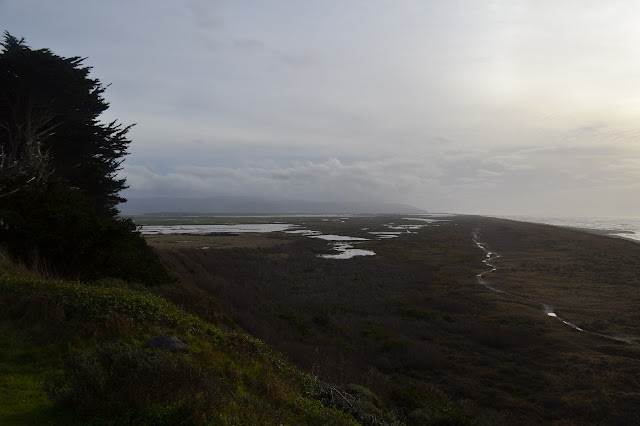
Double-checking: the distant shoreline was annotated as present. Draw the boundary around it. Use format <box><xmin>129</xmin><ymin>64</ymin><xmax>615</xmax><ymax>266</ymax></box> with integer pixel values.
<box><xmin>488</xmin><ymin>215</ymin><xmax>640</xmax><ymax>244</ymax></box>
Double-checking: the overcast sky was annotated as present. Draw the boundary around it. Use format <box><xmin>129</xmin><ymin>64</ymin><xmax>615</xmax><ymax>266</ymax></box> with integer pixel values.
<box><xmin>2</xmin><ymin>0</ymin><xmax>640</xmax><ymax>216</ymax></box>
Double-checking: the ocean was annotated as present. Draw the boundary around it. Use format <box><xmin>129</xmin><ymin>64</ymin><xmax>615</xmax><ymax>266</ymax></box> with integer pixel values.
<box><xmin>493</xmin><ymin>215</ymin><xmax>640</xmax><ymax>243</ymax></box>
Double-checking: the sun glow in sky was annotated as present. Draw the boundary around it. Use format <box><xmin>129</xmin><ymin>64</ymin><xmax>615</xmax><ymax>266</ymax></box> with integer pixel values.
<box><xmin>2</xmin><ymin>0</ymin><xmax>640</xmax><ymax>216</ymax></box>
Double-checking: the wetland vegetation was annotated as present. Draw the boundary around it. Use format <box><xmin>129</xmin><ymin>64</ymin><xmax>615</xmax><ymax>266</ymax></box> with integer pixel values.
<box><xmin>147</xmin><ymin>214</ymin><xmax>640</xmax><ymax>424</ymax></box>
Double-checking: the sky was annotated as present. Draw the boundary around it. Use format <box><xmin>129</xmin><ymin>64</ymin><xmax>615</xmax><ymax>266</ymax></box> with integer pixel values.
<box><xmin>2</xmin><ymin>0</ymin><xmax>640</xmax><ymax>217</ymax></box>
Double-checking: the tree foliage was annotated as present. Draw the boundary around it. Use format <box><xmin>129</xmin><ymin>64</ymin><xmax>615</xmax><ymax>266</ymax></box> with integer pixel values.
<box><xmin>0</xmin><ymin>31</ymin><xmax>129</xmax><ymax>212</ymax></box>
<box><xmin>0</xmin><ymin>33</ymin><xmax>170</xmax><ymax>285</ymax></box>
<box><xmin>1</xmin><ymin>182</ymin><xmax>171</xmax><ymax>283</ymax></box>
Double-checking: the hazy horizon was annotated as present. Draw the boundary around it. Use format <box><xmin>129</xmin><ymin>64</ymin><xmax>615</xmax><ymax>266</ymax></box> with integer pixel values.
<box><xmin>3</xmin><ymin>1</ymin><xmax>640</xmax><ymax>217</ymax></box>
<box><xmin>121</xmin><ymin>194</ymin><xmax>640</xmax><ymax>220</ymax></box>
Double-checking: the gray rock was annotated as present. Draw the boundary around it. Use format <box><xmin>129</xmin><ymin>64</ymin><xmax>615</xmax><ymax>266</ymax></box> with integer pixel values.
<box><xmin>145</xmin><ymin>334</ymin><xmax>189</xmax><ymax>352</ymax></box>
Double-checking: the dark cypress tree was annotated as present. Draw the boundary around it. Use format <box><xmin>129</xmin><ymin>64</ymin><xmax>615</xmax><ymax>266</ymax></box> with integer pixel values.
<box><xmin>0</xmin><ymin>33</ymin><xmax>171</xmax><ymax>285</ymax></box>
<box><xmin>0</xmin><ymin>31</ymin><xmax>130</xmax><ymax>213</ymax></box>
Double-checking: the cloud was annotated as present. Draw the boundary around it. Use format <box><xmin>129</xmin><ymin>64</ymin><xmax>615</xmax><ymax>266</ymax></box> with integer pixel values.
<box><xmin>121</xmin><ymin>157</ymin><xmax>440</xmax><ymax>205</ymax></box>
<box><xmin>233</xmin><ymin>37</ymin><xmax>266</xmax><ymax>50</ymax></box>
<box><xmin>477</xmin><ymin>169</ymin><xmax>503</xmax><ymax>178</ymax></box>
<box><xmin>233</xmin><ymin>36</ymin><xmax>313</xmax><ymax>67</ymax></box>
<box><xmin>6</xmin><ymin>1</ymin><xmax>640</xmax><ymax>217</ymax></box>
<box><xmin>186</xmin><ymin>0</ymin><xmax>224</xmax><ymax>30</ymax></box>
<box><xmin>121</xmin><ymin>126</ymin><xmax>640</xmax><ymax>215</ymax></box>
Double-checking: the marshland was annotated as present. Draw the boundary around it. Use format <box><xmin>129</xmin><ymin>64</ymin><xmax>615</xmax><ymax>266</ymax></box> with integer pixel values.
<box><xmin>141</xmin><ymin>213</ymin><xmax>640</xmax><ymax>424</ymax></box>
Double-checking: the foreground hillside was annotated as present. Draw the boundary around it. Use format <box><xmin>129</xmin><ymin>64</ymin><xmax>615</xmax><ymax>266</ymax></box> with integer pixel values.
<box><xmin>5</xmin><ymin>213</ymin><xmax>640</xmax><ymax>424</ymax></box>
<box><xmin>0</xmin><ymin>250</ymin><xmax>396</xmax><ymax>425</ymax></box>
<box><xmin>148</xmin><ymin>215</ymin><xmax>640</xmax><ymax>424</ymax></box>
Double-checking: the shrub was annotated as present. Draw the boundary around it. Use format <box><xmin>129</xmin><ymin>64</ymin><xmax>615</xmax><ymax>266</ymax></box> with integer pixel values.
<box><xmin>46</xmin><ymin>341</ymin><xmax>221</xmax><ymax>423</ymax></box>
<box><xmin>0</xmin><ymin>275</ymin><xmax>224</xmax><ymax>337</ymax></box>
<box><xmin>313</xmin><ymin>382</ymin><xmax>394</xmax><ymax>425</ymax></box>
<box><xmin>344</xmin><ymin>383</ymin><xmax>383</xmax><ymax>409</ymax></box>
<box><xmin>0</xmin><ymin>182</ymin><xmax>172</xmax><ymax>285</ymax></box>
<box><xmin>390</xmin><ymin>385</ymin><xmax>470</xmax><ymax>425</ymax></box>
<box><xmin>151</xmin><ymin>281</ymin><xmax>233</xmax><ymax>329</ymax></box>
<box><xmin>471</xmin><ymin>326</ymin><xmax>535</xmax><ymax>349</ymax></box>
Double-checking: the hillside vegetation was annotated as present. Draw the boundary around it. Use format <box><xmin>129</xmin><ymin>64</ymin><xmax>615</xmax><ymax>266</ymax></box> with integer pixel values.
<box><xmin>0</xmin><ymin>249</ymin><xmax>399</xmax><ymax>425</ymax></box>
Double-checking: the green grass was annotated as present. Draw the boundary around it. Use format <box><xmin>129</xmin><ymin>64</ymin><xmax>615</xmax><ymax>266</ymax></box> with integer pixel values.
<box><xmin>0</xmin><ymin>258</ymin><xmax>374</xmax><ymax>425</ymax></box>
<box><xmin>0</xmin><ymin>325</ymin><xmax>72</xmax><ymax>424</ymax></box>
<box><xmin>0</xmin><ymin>275</ymin><xmax>222</xmax><ymax>336</ymax></box>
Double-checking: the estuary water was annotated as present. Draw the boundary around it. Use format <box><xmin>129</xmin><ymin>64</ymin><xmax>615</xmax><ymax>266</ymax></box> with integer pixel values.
<box><xmin>141</xmin><ymin>223</ymin><xmax>296</xmax><ymax>234</ymax></box>
<box><xmin>495</xmin><ymin>215</ymin><xmax>640</xmax><ymax>243</ymax></box>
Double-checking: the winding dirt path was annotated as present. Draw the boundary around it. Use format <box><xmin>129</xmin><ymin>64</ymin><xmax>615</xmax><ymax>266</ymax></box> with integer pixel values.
<box><xmin>473</xmin><ymin>229</ymin><xmax>639</xmax><ymax>346</ymax></box>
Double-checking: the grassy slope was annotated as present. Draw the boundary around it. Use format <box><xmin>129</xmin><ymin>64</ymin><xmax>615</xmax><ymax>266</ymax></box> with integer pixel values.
<box><xmin>0</xmin><ymin>253</ymin><xmax>372</xmax><ymax>425</ymax></box>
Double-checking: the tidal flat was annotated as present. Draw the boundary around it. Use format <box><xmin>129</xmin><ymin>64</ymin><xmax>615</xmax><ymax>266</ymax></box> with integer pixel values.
<box><xmin>144</xmin><ymin>214</ymin><xmax>640</xmax><ymax>424</ymax></box>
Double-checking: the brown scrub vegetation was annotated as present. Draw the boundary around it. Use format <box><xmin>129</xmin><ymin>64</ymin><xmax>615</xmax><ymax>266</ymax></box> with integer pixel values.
<box><xmin>148</xmin><ymin>215</ymin><xmax>640</xmax><ymax>424</ymax></box>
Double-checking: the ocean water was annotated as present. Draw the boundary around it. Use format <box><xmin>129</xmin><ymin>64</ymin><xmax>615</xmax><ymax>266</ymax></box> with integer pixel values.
<box><xmin>140</xmin><ymin>223</ymin><xmax>296</xmax><ymax>234</ymax></box>
<box><xmin>495</xmin><ymin>215</ymin><xmax>640</xmax><ymax>242</ymax></box>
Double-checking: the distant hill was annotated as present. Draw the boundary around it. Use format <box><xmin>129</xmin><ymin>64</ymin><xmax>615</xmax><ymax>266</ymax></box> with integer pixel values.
<box><xmin>119</xmin><ymin>196</ymin><xmax>428</xmax><ymax>215</ymax></box>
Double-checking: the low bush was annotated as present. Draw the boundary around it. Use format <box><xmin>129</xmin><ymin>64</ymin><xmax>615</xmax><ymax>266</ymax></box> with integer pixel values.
<box><xmin>313</xmin><ymin>382</ymin><xmax>396</xmax><ymax>425</ymax></box>
<box><xmin>0</xmin><ymin>274</ymin><xmax>224</xmax><ymax>338</ymax></box>
<box><xmin>151</xmin><ymin>281</ymin><xmax>235</xmax><ymax>329</ymax></box>
<box><xmin>46</xmin><ymin>341</ymin><xmax>221</xmax><ymax>423</ymax></box>
<box><xmin>390</xmin><ymin>385</ymin><xmax>470</xmax><ymax>425</ymax></box>
<box><xmin>0</xmin><ymin>182</ymin><xmax>172</xmax><ymax>286</ymax></box>
<box><xmin>471</xmin><ymin>326</ymin><xmax>535</xmax><ymax>349</ymax></box>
